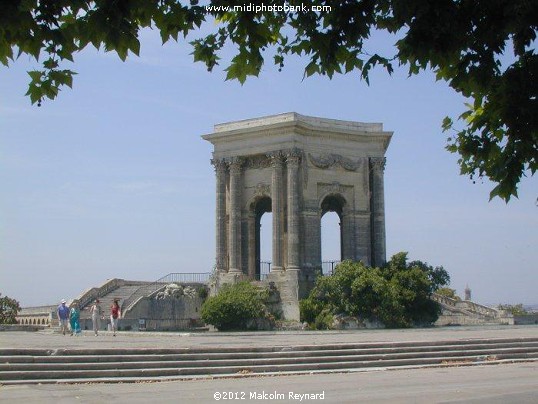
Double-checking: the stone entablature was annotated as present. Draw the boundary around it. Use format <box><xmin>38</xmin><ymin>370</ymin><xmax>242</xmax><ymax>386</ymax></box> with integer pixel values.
<box><xmin>203</xmin><ymin>113</ymin><xmax>392</xmax><ymax>320</ymax></box>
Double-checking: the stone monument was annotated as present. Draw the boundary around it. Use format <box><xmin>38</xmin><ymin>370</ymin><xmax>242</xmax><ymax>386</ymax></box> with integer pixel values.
<box><xmin>203</xmin><ymin>113</ymin><xmax>392</xmax><ymax>320</ymax></box>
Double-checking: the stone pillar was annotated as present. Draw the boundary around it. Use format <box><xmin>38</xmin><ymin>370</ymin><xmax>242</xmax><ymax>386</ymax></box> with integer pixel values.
<box><xmin>228</xmin><ymin>157</ymin><xmax>244</xmax><ymax>273</ymax></box>
<box><xmin>211</xmin><ymin>158</ymin><xmax>228</xmax><ymax>272</ymax></box>
<box><xmin>355</xmin><ymin>214</ymin><xmax>371</xmax><ymax>266</ymax></box>
<box><xmin>341</xmin><ymin>209</ymin><xmax>354</xmax><ymax>261</ymax></box>
<box><xmin>247</xmin><ymin>213</ymin><xmax>256</xmax><ymax>279</ymax></box>
<box><xmin>286</xmin><ymin>149</ymin><xmax>302</xmax><ymax>270</ymax></box>
<box><xmin>268</xmin><ymin>151</ymin><xmax>284</xmax><ymax>271</ymax></box>
<box><xmin>370</xmin><ymin>157</ymin><xmax>386</xmax><ymax>267</ymax></box>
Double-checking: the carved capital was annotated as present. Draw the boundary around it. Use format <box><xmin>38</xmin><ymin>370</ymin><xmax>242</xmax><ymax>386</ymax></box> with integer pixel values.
<box><xmin>267</xmin><ymin>150</ymin><xmax>285</xmax><ymax>167</ymax></box>
<box><xmin>369</xmin><ymin>157</ymin><xmax>386</xmax><ymax>172</ymax></box>
<box><xmin>211</xmin><ymin>158</ymin><xmax>227</xmax><ymax>173</ymax></box>
<box><xmin>285</xmin><ymin>148</ymin><xmax>302</xmax><ymax>165</ymax></box>
<box><xmin>227</xmin><ymin>156</ymin><xmax>245</xmax><ymax>174</ymax></box>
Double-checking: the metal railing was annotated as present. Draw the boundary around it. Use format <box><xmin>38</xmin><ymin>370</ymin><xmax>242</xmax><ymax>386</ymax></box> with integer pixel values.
<box><xmin>321</xmin><ymin>260</ymin><xmax>341</xmax><ymax>276</ymax></box>
<box><xmin>251</xmin><ymin>261</ymin><xmax>340</xmax><ymax>279</ymax></box>
<box><xmin>121</xmin><ymin>272</ymin><xmax>211</xmax><ymax>314</ymax></box>
<box><xmin>153</xmin><ymin>273</ymin><xmax>211</xmax><ymax>283</ymax></box>
<box><xmin>257</xmin><ymin>261</ymin><xmax>271</xmax><ymax>281</ymax></box>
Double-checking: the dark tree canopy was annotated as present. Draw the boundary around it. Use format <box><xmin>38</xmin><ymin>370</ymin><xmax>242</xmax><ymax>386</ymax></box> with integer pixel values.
<box><xmin>300</xmin><ymin>253</ymin><xmax>450</xmax><ymax>328</ymax></box>
<box><xmin>1</xmin><ymin>0</ymin><xmax>536</xmax><ymax>200</ymax></box>
<box><xmin>0</xmin><ymin>293</ymin><xmax>21</xmax><ymax>324</ymax></box>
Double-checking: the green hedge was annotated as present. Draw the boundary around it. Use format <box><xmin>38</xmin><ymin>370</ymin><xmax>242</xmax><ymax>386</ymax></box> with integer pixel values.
<box><xmin>201</xmin><ymin>282</ymin><xmax>268</xmax><ymax>331</ymax></box>
<box><xmin>300</xmin><ymin>253</ymin><xmax>449</xmax><ymax>329</ymax></box>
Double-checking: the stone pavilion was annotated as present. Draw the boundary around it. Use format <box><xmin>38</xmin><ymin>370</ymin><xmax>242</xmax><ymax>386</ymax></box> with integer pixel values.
<box><xmin>203</xmin><ymin>113</ymin><xmax>392</xmax><ymax>320</ymax></box>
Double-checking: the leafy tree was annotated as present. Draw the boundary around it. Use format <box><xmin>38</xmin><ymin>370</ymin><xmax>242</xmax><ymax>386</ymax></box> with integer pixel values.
<box><xmin>497</xmin><ymin>303</ymin><xmax>530</xmax><ymax>316</ymax></box>
<box><xmin>383</xmin><ymin>252</ymin><xmax>450</xmax><ymax>293</ymax></box>
<box><xmin>2</xmin><ymin>1</ymin><xmax>536</xmax><ymax>200</ymax></box>
<box><xmin>300</xmin><ymin>253</ymin><xmax>449</xmax><ymax>328</ymax></box>
<box><xmin>381</xmin><ymin>253</ymin><xmax>448</xmax><ymax>326</ymax></box>
<box><xmin>435</xmin><ymin>287</ymin><xmax>461</xmax><ymax>301</ymax></box>
<box><xmin>0</xmin><ymin>293</ymin><xmax>21</xmax><ymax>324</ymax></box>
<box><xmin>200</xmin><ymin>281</ymin><xmax>268</xmax><ymax>330</ymax></box>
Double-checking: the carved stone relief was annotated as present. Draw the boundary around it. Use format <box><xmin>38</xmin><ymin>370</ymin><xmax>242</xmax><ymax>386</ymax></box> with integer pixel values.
<box><xmin>308</xmin><ymin>153</ymin><xmax>363</xmax><ymax>171</ymax></box>
<box><xmin>245</xmin><ymin>154</ymin><xmax>271</xmax><ymax>169</ymax></box>
<box><xmin>253</xmin><ymin>183</ymin><xmax>271</xmax><ymax>197</ymax></box>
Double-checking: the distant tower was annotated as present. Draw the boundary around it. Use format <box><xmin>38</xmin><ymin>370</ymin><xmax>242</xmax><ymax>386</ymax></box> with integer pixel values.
<box><xmin>464</xmin><ymin>285</ymin><xmax>471</xmax><ymax>301</ymax></box>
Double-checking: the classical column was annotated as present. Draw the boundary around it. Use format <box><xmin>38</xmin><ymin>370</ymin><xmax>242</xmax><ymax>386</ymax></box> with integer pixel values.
<box><xmin>228</xmin><ymin>157</ymin><xmax>244</xmax><ymax>273</ymax></box>
<box><xmin>247</xmin><ymin>212</ymin><xmax>256</xmax><ymax>279</ymax></box>
<box><xmin>370</xmin><ymin>157</ymin><xmax>387</xmax><ymax>267</ymax></box>
<box><xmin>211</xmin><ymin>158</ymin><xmax>228</xmax><ymax>272</ymax></box>
<box><xmin>268</xmin><ymin>151</ymin><xmax>284</xmax><ymax>271</ymax></box>
<box><xmin>286</xmin><ymin>149</ymin><xmax>302</xmax><ymax>270</ymax></box>
<box><xmin>355</xmin><ymin>213</ymin><xmax>371</xmax><ymax>266</ymax></box>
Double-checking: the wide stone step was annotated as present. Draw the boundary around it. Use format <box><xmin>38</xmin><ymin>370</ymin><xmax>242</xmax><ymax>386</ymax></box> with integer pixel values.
<box><xmin>1</xmin><ymin>346</ymin><xmax>537</xmax><ymax>374</ymax></box>
<box><xmin>6</xmin><ymin>340</ymin><xmax>538</xmax><ymax>363</ymax></box>
<box><xmin>1</xmin><ymin>337</ymin><xmax>537</xmax><ymax>384</ymax></box>
<box><xmin>2</xmin><ymin>336</ymin><xmax>536</xmax><ymax>357</ymax></box>
<box><xmin>2</xmin><ymin>353</ymin><xmax>537</xmax><ymax>383</ymax></box>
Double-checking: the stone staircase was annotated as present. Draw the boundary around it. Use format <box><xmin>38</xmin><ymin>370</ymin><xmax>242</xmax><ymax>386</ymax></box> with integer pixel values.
<box><xmin>431</xmin><ymin>293</ymin><xmax>511</xmax><ymax>326</ymax></box>
<box><xmin>1</xmin><ymin>337</ymin><xmax>537</xmax><ymax>385</ymax></box>
<box><xmin>79</xmin><ymin>285</ymin><xmax>143</xmax><ymax>319</ymax></box>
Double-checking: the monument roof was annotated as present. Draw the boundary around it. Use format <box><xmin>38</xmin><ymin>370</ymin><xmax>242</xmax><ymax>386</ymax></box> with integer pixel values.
<box><xmin>213</xmin><ymin>112</ymin><xmax>384</xmax><ymax>133</ymax></box>
<box><xmin>202</xmin><ymin>112</ymin><xmax>392</xmax><ymax>157</ymax></box>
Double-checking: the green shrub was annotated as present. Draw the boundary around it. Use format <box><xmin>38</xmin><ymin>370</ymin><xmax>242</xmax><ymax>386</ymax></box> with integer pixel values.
<box><xmin>0</xmin><ymin>293</ymin><xmax>20</xmax><ymax>324</ymax></box>
<box><xmin>498</xmin><ymin>303</ymin><xmax>529</xmax><ymax>316</ymax></box>
<box><xmin>197</xmin><ymin>286</ymin><xmax>209</xmax><ymax>300</ymax></box>
<box><xmin>300</xmin><ymin>253</ymin><xmax>449</xmax><ymax>329</ymax></box>
<box><xmin>435</xmin><ymin>287</ymin><xmax>460</xmax><ymax>300</ymax></box>
<box><xmin>200</xmin><ymin>282</ymin><xmax>267</xmax><ymax>331</ymax></box>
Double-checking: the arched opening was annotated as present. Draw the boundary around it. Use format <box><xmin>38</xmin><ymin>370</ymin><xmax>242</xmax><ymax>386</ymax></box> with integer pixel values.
<box><xmin>259</xmin><ymin>212</ymin><xmax>272</xmax><ymax>276</ymax></box>
<box><xmin>321</xmin><ymin>194</ymin><xmax>346</xmax><ymax>275</ymax></box>
<box><xmin>253</xmin><ymin>196</ymin><xmax>272</xmax><ymax>280</ymax></box>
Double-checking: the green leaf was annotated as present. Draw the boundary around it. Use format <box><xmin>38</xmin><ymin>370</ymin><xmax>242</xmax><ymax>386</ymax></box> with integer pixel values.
<box><xmin>441</xmin><ymin>117</ymin><xmax>453</xmax><ymax>131</ymax></box>
<box><xmin>304</xmin><ymin>61</ymin><xmax>318</xmax><ymax>77</ymax></box>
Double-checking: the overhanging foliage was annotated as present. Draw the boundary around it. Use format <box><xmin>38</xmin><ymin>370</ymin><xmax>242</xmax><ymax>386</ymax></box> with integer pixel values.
<box><xmin>1</xmin><ymin>0</ymin><xmax>536</xmax><ymax>200</ymax></box>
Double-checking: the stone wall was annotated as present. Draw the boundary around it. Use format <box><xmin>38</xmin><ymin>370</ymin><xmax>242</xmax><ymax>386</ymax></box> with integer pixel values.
<box><xmin>122</xmin><ymin>284</ymin><xmax>206</xmax><ymax>331</ymax></box>
<box><xmin>513</xmin><ymin>314</ymin><xmax>538</xmax><ymax>325</ymax></box>
<box><xmin>16</xmin><ymin>305</ymin><xmax>56</xmax><ymax>326</ymax></box>
<box><xmin>79</xmin><ymin>293</ymin><xmax>206</xmax><ymax>332</ymax></box>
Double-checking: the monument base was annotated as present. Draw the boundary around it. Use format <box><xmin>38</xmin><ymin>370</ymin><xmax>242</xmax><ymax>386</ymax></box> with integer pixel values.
<box><xmin>266</xmin><ymin>269</ymin><xmax>300</xmax><ymax>322</ymax></box>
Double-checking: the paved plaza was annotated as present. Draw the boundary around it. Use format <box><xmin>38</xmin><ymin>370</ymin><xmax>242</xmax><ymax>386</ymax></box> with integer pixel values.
<box><xmin>2</xmin><ymin>362</ymin><xmax>536</xmax><ymax>404</ymax></box>
<box><xmin>1</xmin><ymin>326</ymin><xmax>537</xmax><ymax>403</ymax></box>
<box><xmin>1</xmin><ymin>324</ymin><xmax>537</xmax><ymax>350</ymax></box>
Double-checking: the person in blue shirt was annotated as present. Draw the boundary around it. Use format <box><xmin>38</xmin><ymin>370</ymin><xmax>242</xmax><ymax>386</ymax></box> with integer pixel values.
<box><xmin>57</xmin><ymin>299</ymin><xmax>70</xmax><ymax>335</ymax></box>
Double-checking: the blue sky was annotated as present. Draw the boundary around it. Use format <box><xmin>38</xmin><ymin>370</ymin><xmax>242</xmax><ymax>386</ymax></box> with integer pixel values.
<box><xmin>1</xmin><ymin>28</ymin><xmax>536</xmax><ymax>307</ymax></box>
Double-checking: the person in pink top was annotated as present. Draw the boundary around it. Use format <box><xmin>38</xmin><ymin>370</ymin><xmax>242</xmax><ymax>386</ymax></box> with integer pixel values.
<box><xmin>110</xmin><ymin>299</ymin><xmax>121</xmax><ymax>336</ymax></box>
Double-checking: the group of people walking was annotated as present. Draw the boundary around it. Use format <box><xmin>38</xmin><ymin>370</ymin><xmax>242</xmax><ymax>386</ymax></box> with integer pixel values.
<box><xmin>56</xmin><ymin>298</ymin><xmax>122</xmax><ymax>336</ymax></box>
